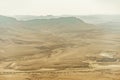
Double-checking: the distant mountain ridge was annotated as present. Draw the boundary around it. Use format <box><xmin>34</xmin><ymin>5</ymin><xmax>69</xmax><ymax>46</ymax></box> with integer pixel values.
<box><xmin>22</xmin><ymin>17</ymin><xmax>85</xmax><ymax>26</ymax></box>
<box><xmin>0</xmin><ymin>15</ymin><xmax>17</xmax><ymax>25</ymax></box>
<box><xmin>0</xmin><ymin>15</ymin><xmax>96</xmax><ymax>33</ymax></box>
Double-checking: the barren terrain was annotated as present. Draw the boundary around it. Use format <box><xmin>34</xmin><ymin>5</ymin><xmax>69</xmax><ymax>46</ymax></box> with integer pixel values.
<box><xmin>0</xmin><ymin>16</ymin><xmax>120</xmax><ymax>80</ymax></box>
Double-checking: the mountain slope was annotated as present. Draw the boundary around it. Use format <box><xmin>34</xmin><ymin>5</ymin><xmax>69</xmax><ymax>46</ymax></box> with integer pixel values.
<box><xmin>0</xmin><ymin>15</ymin><xmax>101</xmax><ymax>71</ymax></box>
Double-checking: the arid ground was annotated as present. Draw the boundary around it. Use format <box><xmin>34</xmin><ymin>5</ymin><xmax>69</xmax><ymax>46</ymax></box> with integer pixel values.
<box><xmin>0</xmin><ymin>15</ymin><xmax>120</xmax><ymax>80</ymax></box>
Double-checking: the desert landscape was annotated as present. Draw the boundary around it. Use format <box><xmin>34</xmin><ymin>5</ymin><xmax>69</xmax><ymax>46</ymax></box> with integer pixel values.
<box><xmin>0</xmin><ymin>15</ymin><xmax>120</xmax><ymax>80</ymax></box>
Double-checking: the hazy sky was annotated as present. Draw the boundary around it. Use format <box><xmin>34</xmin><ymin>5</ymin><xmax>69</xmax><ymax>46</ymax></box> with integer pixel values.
<box><xmin>0</xmin><ymin>0</ymin><xmax>120</xmax><ymax>16</ymax></box>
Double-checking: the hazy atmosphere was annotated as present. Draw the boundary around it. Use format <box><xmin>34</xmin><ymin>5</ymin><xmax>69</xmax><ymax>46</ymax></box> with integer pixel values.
<box><xmin>0</xmin><ymin>0</ymin><xmax>120</xmax><ymax>80</ymax></box>
<box><xmin>0</xmin><ymin>0</ymin><xmax>120</xmax><ymax>15</ymax></box>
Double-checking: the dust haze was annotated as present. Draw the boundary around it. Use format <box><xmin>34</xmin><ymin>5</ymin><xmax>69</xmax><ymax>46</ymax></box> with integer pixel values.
<box><xmin>0</xmin><ymin>15</ymin><xmax>120</xmax><ymax>80</ymax></box>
